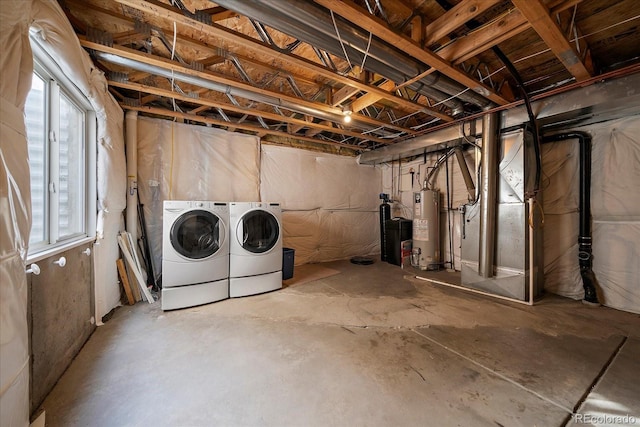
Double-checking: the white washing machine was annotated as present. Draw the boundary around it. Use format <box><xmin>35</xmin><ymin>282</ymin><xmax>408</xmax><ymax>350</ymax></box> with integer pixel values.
<box><xmin>162</xmin><ymin>200</ymin><xmax>229</xmax><ymax>310</ymax></box>
<box><xmin>229</xmin><ymin>202</ymin><xmax>283</xmax><ymax>297</ymax></box>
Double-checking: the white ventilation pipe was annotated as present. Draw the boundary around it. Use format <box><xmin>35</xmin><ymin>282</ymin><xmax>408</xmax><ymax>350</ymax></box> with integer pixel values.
<box><xmin>125</xmin><ymin>110</ymin><xmax>138</xmax><ymax>242</ymax></box>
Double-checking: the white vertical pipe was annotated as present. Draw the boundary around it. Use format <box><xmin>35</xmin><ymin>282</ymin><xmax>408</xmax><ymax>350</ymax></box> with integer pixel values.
<box><xmin>479</xmin><ymin>112</ymin><xmax>498</xmax><ymax>278</ymax></box>
<box><xmin>125</xmin><ymin>111</ymin><xmax>138</xmax><ymax>241</ymax></box>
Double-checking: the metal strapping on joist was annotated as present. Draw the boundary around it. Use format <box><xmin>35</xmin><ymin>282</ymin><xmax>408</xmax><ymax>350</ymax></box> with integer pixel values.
<box><xmin>122</xmin><ymin>97</ymin><xmax>141</xmax><ymax>107</ymax></box>
<box><xmin>87</xmin><ymin>26</ymin><xmax>113</xmax><ymax>47</ymax></box>
<box><xmin>134</xmin><ymin>19</ymin><xmax>151</xmax><ymax>37</ymax></box>
<box><xmin>108</xmin><ymin>71</ymin><xmax>129</xmax><ymax>83</ymax></box>
<box><xmin>189</xmin><ymin>61</ymin><xmax>204</xmax><ymax>72</ymax></box>
<box><xmin>193</xmin><ymin>10</ymin><xmax>213</xmax><ymax>25</ymax></box>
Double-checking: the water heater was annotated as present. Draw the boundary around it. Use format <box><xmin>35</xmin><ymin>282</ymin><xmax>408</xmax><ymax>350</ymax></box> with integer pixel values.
<box><xmin>412</xmin><ymin>190</ymin><xmax>440</xmax><ymax>270</ymax></box>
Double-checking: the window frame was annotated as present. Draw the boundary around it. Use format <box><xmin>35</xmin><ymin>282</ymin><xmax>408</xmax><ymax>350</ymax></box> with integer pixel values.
<box><xmin>26</xmin><ymin>36</ymin><xmax>97</xmax><ymax>263</ymax></box>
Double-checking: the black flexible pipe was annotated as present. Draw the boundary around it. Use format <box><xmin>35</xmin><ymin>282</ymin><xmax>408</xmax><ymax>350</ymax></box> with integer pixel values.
<box><xmin>433</xmin><ymin>0</ymin><xmax>542</xmax><ymax>193</ymax></box>
<box><xmin>541</xmin><ymin>132</ymin><xmax>599</xmax><ymax>305</ymax></box>
<box><xmin>492</xmin><ymin>47</ymin><xmax>542</xmax><ymax>194</ymax></box>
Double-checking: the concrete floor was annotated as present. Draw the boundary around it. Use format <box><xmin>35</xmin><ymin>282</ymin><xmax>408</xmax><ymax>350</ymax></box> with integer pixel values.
<box><xmin>38</xmin><ymin>260</ymin><xmax>640</xmax><ymax>426</ymax></box>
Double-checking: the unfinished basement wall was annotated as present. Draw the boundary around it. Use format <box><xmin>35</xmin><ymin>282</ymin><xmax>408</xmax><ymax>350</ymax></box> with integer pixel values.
<box><xmin>542</xmin><ymin>116</ymin><xmax>640</xmax><ymax>314</ymax></box>
<box><xmin>136</xmin><ymin>116</ymin><xmax>381</xmax><ymax>275</ymax></box>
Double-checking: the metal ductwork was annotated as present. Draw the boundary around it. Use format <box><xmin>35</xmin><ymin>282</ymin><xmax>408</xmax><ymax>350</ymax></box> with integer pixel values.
<box><xmin>213</xmin><ymin>0</ymin><xmax>495</xmax><ymax>114</ymax></box>
<box><xmin>95</xmin><ymin>51</ymin><xmax>396</xmax><ymax>137</ymax></box>
<box><xmin>478</xmin><ymin>112</ymin><xmax>499</xmax><ymax>278</ymax></box>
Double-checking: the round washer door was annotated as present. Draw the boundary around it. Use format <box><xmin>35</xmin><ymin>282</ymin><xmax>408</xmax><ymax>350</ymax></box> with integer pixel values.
<box><xmin>236</xmin><ymin>209</ymin><xmax>279</xmax><ymax>254</ymax></box>
<box><xmin>170</xmin><ymin>209</ymin><xmax>224</xmax><ymax>259</ymax></box>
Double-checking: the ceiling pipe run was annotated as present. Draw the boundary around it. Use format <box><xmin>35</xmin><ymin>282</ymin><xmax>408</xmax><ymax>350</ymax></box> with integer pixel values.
<box><xmin>213</xmin><ymin>0</ymin><xmax>494</xmax><ymax>114</ymax></box>
<box><xmin>94</xmin><ymin>51</ymin><xmax>397</xmax><ymax>137</ymax></box>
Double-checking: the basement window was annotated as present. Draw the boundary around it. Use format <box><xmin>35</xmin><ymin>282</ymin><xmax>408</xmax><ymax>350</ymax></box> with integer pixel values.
<box><xmin>25</xmin><ymin>36</ymin><xmax>97</xmax><ymax>260</ymax></box>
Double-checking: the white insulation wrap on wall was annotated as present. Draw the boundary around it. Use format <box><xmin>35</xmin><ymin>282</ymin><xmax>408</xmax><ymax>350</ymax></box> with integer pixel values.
<box><xmin>137</xmin><ymin>117</ymin><xmax>260</xmax><ymax>274</ymax></box>
<box><xmin>542</xmin><ymin>116</ymin><xmax>640</xmax><ymax>314</ymax></box>
<box><xmin>136</xmin><ymin>117</ymin><xmax>382</xmax><ymax>270</ymax></box>
<box><xmin>1</xmin><ymin>1</ymin><xmax>125</xmax><ymax>425</ymax></box>
<box><xmin>261</xmin><ymin>145</ymin><xmax>381</xmax><ymax>264</ymax></box>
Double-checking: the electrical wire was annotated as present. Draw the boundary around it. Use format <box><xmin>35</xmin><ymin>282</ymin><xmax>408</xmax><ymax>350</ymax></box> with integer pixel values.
<box><xmin>492</xmin><ymin>47</ymin><xmax>542</xmax><ymax>195</ymax></box>
<box><xmin>330</xmin><ymin>10</ymin><xmax>353</xmax><ymax>74</ymax></box>
<box><xmin>360</xmin><ymin>31</ymin><xmax>373</xmax><ymax>71</ymax></box>
<box><xmin>478</xmin><ymin>13</ymin><xmax>640</xmax><ymax>84</ymax></box>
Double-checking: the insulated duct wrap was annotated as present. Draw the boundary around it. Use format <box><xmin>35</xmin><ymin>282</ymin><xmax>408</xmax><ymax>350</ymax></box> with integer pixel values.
<box><xmin>213</xmin><ymin>0</ymin><xmax>493</xmax><ymax>112</ymax></box>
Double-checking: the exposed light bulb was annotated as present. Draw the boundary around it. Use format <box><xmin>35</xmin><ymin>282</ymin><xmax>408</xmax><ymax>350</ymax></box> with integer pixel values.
<box><xmin>343</xmin><ymin>114</ymin><xmax>352</xmax><ymax>123</ymax></box>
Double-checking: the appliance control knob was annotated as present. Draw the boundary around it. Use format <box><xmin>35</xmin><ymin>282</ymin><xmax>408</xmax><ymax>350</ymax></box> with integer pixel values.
<box><xmin>196</xmin><ymin>202</ymin><xmax>203</xmax><ymax>207</ymax></box>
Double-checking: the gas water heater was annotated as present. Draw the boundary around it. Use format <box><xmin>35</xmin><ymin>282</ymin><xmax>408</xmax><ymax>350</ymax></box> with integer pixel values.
<box><xmin>412</xmin><ymin>190</ymin><xmax>440</xmax><ymax>270</ymax></box>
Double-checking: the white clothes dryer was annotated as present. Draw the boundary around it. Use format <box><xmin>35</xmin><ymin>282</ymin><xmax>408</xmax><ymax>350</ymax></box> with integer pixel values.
<box><xmin>229</xmin><ymin>202</ymin><xmax>282</xmax><ymax>297</ymax></box>
<box><xmin>162</xmin><ymin>200</ymin><xmax>229</xmax><ymax>310</ymax></box>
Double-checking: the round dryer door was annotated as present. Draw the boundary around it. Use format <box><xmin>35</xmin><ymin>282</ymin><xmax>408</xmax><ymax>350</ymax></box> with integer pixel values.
<box><xmin>170</xmin><ymin>210</ymin><xmax>223</xmax><ymax>259</ymax></box>
<box><xmin>238</xmin><ymin>210</ymin><xmax>279</xmax><ymax>253</ymax></box>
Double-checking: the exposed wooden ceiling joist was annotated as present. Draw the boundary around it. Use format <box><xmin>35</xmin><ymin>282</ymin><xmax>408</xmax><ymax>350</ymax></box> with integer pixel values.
<box><xmin>108</xmin><ymin>80</ymin><xmax>390</xmax><ymax>145</ymax></box>
<box><xmin>351</xmin><ymin>80</ymin><xmax>396</xmax><ymax>113</ymax></box>
<box><xmin>80</xmin><ymin>38</ymin><xmax>414</xmax><ymax>135</ymax></box>
<box><xmin>435</xmin><ymin>1</ymin><xmax>587</xmax><ymax>66</ymax></box>
<box><xmin>198</xmin><ymin>6</ymin><xmax>237</xmax><ymax>22</ymax></box>
<box><xmin>511</xmin><ymin>0</ymin><xmax>592</xmax><ymax>81</ymax></box>
<box><xmin>61</xmin><ymin>0</ymin><xmax>640</xmax><ymax>153</ymax></box>
<box><xmin>123</xmin><ymin>104</ymin><xmax>358</xmax><ymax>150</ymax></box>
<box><xmin>424</xmin><ymin>0</ymin><xmax>503</xmax><ymax>46</ymax></box>
<box><xmin>65</xmin><ymin>0</ymin><xmax>326</xmax><ymax>93</ymax></box>
<box><xmin>313</xmin><ymin>0</ymin><xmax>513</xmax><ymax>105</ymax></box>
<box><xmin>114</xmin><ymin>0</ymin><xmax>454</xmax><ymax>122</ymax></box>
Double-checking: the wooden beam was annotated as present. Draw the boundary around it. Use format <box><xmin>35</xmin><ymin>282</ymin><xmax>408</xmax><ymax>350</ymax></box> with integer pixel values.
<box><xmin>70</xmin><ymin>0</ymin><xmax>323</xmax><ymax>92</ymax></box>
<box><xmin>190</xmin><ymin>105</ymin><xmax>210</xmax><ymax>114</ymax></box>
<box><xmin>127</xmin><ymin>71</ymin><xmax>151</xmax><ymax>82</ymax></box>
<box><xmin>289</xmin><ymin>115</ymin><xmax>313</xmax><ymax>134</ymax></box>
<box><xmin>197</xmin><ymin>55</ymin><xmax>225</xmax><ymax>67</ymax></box>
<box><xmin>434</xmin><ymin>1</ymin><xmax>586</xmax><ymax>65</ymax></box>
<box><xmin>351</xmin><ymin>80</ymin><xmax>396</xmax><ymax>112</ymax></box>
<box><xmin>425</xmin><ymin>0</ymin><xmax>502</xmax><ymax>46</ymax></box>
<box><xmin>313</xmin><ymin>0</ymin><xmax>512</xmax><ymax>105</ymax></box>
<box><xmin>511</xmin><ymin>0</ymin><xmax>591</xmax><ymax>81</ymax></box>
<box><xmin>121</xmin><ymin>104</ymin><xmax>366</xmax><ymax>149</ymax></box>
<box><xmin>411</xmin><ymin>16</ymin><xmax>422</xmax><ymax>43</ymax></box>
<box><xmin>112</xmin><ymin>29</ymin><xmax>148</xmax><ymax>45</ymax></box>
<box><xmin>306</xmin><ymin>121</ymin><xmax>333</xmax><ymax>137</ymax></box>
<box><xmin>140</xmin><ymin>94</ymin><xmax>157</xmax><ymax>105</ymax></box>
<box><xmin>113</xmin><ymin>0</ymin><xmax>452</xmax><ymax>121</ymax></box>
<box><xmin>198</xmin><ymin>6</ymin><xmax>237</xmax><ymax>22</ymax></box>
<box><xmin>107</xmin><ymin>79</ymin><xmax>391</xmax><ymax>145</ymax></box>
<box><xmin>82</xmin><ymin>38</ymin><xmax>415</xmax><ymax>134</ymax></box>
<box><xmin>116</xmin><ymin>259</ymin><xmax>135</xmax><ymax>305</ymax></box>
<box><xmin>331</xmin><ymin>85</ymin><xmax>361</xmax><ymax>107</ymax></box>
<box><xmin>436</xmin><ymin>9</ymin><xmax>529</xmax><ymax>64</ymax></box>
